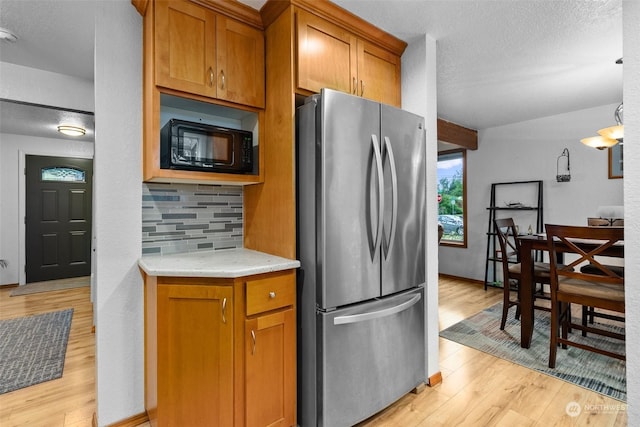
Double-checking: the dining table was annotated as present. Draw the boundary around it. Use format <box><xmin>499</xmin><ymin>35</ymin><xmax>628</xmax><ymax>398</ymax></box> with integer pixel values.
<box><xmin>517</xmin><ymin>232</ymin><xmax>624</xmax><ymax>348</ymax></box>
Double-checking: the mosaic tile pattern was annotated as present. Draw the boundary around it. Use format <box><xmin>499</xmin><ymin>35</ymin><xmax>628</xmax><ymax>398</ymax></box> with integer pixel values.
<box><xmin>142</xmin><ymin>183</ymin><xmax>243</xmax><ymax>256</ymax></box>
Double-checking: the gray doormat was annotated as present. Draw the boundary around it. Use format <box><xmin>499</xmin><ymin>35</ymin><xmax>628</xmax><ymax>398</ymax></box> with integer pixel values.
<box><xmin>10</xmin><ymin>277</ymin><xmax>90</xmax><ymax>296</ymax></box>
<box><xmin>0</xmin><ymin>309</ymin><xmax>73</xmax><ymax>394</ymax></box>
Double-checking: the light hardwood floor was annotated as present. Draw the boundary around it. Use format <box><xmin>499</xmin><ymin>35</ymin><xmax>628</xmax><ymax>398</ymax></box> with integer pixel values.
<box><xmin>0</xmin><ymin>285</ymin><xmax>94</xmax><ymax>427</ymax></box>
<box><xmin>0</xmin><ymin>276</ymin><xmax>627</xmax><ymax>426</ymax></box>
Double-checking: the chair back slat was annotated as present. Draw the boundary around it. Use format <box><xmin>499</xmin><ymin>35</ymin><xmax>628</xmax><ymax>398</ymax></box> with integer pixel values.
<box><xmin>545</xmin><ymin>224</ymin><xmax>624</xmax><ymax>287</ymax></box>
<box><xmin>494</xmin><ymin>218</ymin><xmax>519</xmax><ymax>283</ymax></box>
<box><xmin>495</xmin><ymin>218</ymin><xmax>519</xmax><ymax>258</ymax></box>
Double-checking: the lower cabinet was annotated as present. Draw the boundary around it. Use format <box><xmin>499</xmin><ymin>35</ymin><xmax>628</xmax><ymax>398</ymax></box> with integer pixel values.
<box><xmin>156</xmin><ymin>283</ymin><xmax>235</xmax><ymax>426</ymax></box>
<box><xmin>144</xmin><ymin>270</ymin><xmax>296</xmax><ymax>427</ymax></box>
<box><xmin>245</xmin><ymin>308</ymin><xmax>295</xmax><ymax>427</ymax></box>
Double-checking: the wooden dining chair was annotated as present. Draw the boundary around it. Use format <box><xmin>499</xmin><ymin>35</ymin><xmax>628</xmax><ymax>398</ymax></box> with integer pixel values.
<box><xmin>494</xmin><ymin>218</ymin><xmax>552</xmax><ymax>330</ymax></box>
<box><xmin>581</xmin><ymin>218</ymin><xmax>625</xmax><ymax>330</ymax></box>
<box><xmin>545</xmin><ymin>224</ymin><xmax>625</xmax><ymax>368</ymax></box>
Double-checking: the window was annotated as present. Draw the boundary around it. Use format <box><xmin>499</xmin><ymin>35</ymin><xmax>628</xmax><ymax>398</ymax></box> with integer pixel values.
<box><xmin>437</xmin><ymin>149</ymin><xmax>467</xmax><ymax>247</ymax></box>
<box><xmin>41</xmin><ymin>166</ymin><xmax>86</xmax><ymax>182</ymax></box>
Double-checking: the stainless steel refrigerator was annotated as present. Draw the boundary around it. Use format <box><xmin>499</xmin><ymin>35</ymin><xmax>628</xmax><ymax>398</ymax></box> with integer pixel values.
<box><xmin>297</xmin><ymin>88</ymin><xmax>426</xmax><ymax>427</ymax></box>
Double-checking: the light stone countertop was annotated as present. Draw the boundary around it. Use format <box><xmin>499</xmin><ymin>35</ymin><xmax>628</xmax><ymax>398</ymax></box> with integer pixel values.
<box><xmin>138</xmin><ymin>248</ymin><xmax>300</xmax><ymax>278</ymax></box>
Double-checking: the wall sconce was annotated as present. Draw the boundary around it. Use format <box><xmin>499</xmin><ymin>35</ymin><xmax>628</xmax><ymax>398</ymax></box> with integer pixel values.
<box><xmin>556</xmin><ymin>148</ymin><xmax>570</xmax><ymax>182</ymax></box>
<box><xmin>57</xmin><ymin>125</ymin><xmax>86</xmax><ymax>136</ymax></box>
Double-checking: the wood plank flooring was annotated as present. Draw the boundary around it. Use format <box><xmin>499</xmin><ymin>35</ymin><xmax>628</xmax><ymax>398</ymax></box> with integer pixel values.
<box><xmin>0</xmin><ymin>285</ymin><xmax>95</xmax><ymax>427</ymax></box>
<box><xmin>0</xmin><ymin>276</ymin><xmax>628</xmax><ymax>426</ymax></box>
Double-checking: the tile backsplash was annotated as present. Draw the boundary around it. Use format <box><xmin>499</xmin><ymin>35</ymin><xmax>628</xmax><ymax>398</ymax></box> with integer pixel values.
<box><xmin>142</xmin><ymin>183</ymin><xmax>243</xmax><ymax>256</ymax></box>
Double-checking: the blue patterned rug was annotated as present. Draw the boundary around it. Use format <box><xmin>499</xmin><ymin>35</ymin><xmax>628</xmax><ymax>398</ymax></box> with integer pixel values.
<box><xmin>0</xmin><ymin>309</ymin><xmax>73</xmax><ymax>394</ymax></box>
<box><xmin>440</xmin><ymin>303</ymin><xmax>626</xmax><ymax>401</ymax></box>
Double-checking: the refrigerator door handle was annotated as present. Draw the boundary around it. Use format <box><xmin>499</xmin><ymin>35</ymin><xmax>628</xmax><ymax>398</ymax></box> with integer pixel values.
<box><xmin>333</xmin><ymin>293</ymin><xmax>421</xmax><ymax>325</ymax></box>
<box><xmin>371</xmin><ymin>134</ymin><xmax>384</xmax><ymax>257</ymax></box>
<box><xmin>382</xmin><ymin>136</ymin><xmax>398</xmax><ymax>258</ymax></box>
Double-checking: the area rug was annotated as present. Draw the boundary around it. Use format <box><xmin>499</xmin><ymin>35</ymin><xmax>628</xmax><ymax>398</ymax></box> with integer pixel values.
<box><xmin>10</xmin><ymin>276</ymin><xmax>89</xmax><ymax>296</ymax></box>
<box><xmin>440</xmin><ymin>303</ymin><xmax>626</xmax><ymax>401</ymax></box>
<box><xmin>0</xmin><ymin>309</ymin><xmax>73</xmax><ymax>394</ymax></box>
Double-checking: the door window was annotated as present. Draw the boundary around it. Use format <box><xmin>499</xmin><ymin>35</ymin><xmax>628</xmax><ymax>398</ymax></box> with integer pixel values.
<box><xmin>41</xmin><ymin>167</ymin><xmax>86</xmax><ymax>182</ymax></box>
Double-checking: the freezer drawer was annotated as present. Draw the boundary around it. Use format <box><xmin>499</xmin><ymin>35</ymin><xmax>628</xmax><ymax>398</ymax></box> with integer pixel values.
<box><xmin>318</xmin><ymin>288</ymin><xmax>425</xmax><ymax>427</ymax></box>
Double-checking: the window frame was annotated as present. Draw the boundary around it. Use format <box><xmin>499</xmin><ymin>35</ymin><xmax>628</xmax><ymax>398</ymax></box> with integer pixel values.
<box><xmin>437</xmin><ymin>149</ymin><xmax>467</xmax><ymax>248</ymax></box>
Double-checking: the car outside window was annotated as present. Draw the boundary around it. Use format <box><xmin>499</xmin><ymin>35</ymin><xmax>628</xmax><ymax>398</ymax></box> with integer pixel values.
<box><xmin>437</xmin><ymin>150</ymin><xmax>467</xmax><ymax>247</ymax></box>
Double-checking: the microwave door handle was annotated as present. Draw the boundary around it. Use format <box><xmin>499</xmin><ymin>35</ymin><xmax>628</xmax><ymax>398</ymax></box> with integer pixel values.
<box><xmin>371</xmin><ymin>135</ymin><xmax>384</xmax><ymax>257</ymax></box>
<box><xmin>382</xmin><ymin>136</ymin><xmax>398</xmax><ymax>259</ymax></box>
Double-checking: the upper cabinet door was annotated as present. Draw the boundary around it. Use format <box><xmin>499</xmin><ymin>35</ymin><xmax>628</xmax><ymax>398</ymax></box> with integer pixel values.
<box><xmin>296</xmin><ymin>9</ymin><xmax>357</xmax><ymax>95</ymax></box>
<box><xmin>217</xmin><ymin>16</ymin><xmax>265</xmax><ymax>108</ymax></box>
<box><xmin>155</xmin><ymin>0</ymin><xmax>217</xmax><ymax>97</ymax></box>
<box><xmin>357</xmin><ymin>40</ymin><xmax>401</xmax><ymax>107</ymax></box>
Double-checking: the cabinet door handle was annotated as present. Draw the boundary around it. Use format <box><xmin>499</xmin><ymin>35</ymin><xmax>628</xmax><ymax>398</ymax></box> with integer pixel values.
<box><xmin>360</xmin><ymin>80</ymin><xmax>365</xmax><ymax>96</ymax></box>
<box><xmin>353</xmin><ymin>77</ymin><xmax>357</xmax><ymax>94</ymax></box>
<box><xmin>220</xmin><ymin>70</ymin><xmax>225</xmax><ymax>89</ymax></box>
<box><xmin>269</xmin><ymin>291</ymin><xmax>276</xmax><ymax>299</ymax></box>
<box><xmin>221</xmin><ymin>297</ymin><xmax>227</xmax><ymax>324</ymax></box>
<box><xmin>209</xmin><ymin>67</ymin><xmax>214</xmax><ymax>87</ymax></box>
<box><xmin>251</xmin><ymin>330</ymin><xmax>256</xmax><ymax>355</ymax></box>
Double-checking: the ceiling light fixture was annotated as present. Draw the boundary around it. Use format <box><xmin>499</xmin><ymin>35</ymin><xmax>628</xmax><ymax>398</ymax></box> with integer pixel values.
<box><xmin>580</xmin><ymin>58</ymin><xmax>623</xmax><ymax>150</ymax></box>
<box><xmin>0</xmin><ymin>27</ymin><xmax>18</xmax><ymax>42</ymax></box>
<box><xmin>581</xmin><ymin>103</ymin><xmax>624</xmax><ymax>150</ymax></box>
<box><xmin>57</xmin><ymin>125</ymin><xmax>86</xmax><ymax>137</ymax></box>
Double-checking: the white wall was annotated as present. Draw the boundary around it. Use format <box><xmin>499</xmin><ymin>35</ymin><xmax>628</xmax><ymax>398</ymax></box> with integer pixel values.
<box><xmin>93</xmin><ymin>1</ymin><xmax>143</xmax><ymax>425</ymax></box>
<box><xmin>0</xmin><ymin>133</ymin><xmax>94</xmax><ymax>285</ymax></box>
<box><xmin>401</xmin><ymin>34</ymin><xmax>439</xmax><ymax>382</ymax></box>
<box><xmin>623</xmin><ymin>0</ymin><xmax>639</xmax><ymax>423</ymax></box>
<box><xmin>0</xmin><ymin>63</ymin><xmax>96</xmax><ymax>286</ymax></box>
<box><xmin>0</xmin><ymin>62</ymin><xmax>94</xmax><ymax>112</ymax></box>
<box><xmin>439</xmin><ymin>103</ymin><xmax>624</xmax><ymax>280</ymax></box>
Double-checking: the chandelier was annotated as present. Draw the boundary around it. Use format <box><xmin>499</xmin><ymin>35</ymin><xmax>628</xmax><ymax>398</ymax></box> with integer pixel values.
<box><xmin>581</xmin><ymin>103</ymin><xmax>623</xmax><ymax>150</ymax></box>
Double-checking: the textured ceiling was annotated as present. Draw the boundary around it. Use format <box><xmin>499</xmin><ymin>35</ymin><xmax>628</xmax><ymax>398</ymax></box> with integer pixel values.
<box><xmin>0</xmin><ymin>0</ymin><xmax>623</xmax><ymax>139</ymax></box>
<box><xmin>332</xmin><ymin>0</ymin><xmax>623</xmax><ymax>130</ymax></box>
<box><xmin>0</xmin><ymin>0</ymin><xmax>95</xmax><ymax>141</ymax></box>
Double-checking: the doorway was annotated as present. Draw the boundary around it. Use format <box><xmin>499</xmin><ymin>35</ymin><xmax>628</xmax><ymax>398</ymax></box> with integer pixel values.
<box><xmin>25</xmin><ymin>155</ymin><xmax>93</xmax><ymax>283</ymax></box>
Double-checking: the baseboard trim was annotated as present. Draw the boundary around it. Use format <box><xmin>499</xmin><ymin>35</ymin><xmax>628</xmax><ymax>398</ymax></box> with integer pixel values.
<box><xmin>438</xmin><ymin>273</ymin><xmax>483</xmax><ymax>285</ymax></box>
<box><xmin>0</xmin><ymin>283</ymin><xmax>18</xmax><ymax>289</ymax></box>
<box><xmin>428</xmin><ymin>371</ymin><xmax>443</xmax><ymax>387</ymax></box>
<box><xmin>101</xmin><ymin>411</ymin><xmax>149</xmax><ymax>427</ymax></box>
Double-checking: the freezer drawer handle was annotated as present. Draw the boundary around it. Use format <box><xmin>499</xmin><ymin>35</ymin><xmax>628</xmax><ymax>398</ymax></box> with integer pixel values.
<box><xmin>333</xmin><ymin>293</ymin><xmax>421</xmax><ymax>325</ymax></box>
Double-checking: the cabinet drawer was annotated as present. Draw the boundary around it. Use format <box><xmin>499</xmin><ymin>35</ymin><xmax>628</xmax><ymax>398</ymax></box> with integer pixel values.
<box><xmin>246</xmin><ymin>274</ymin><xmax>295</xmax><ymax>316</ymax></box>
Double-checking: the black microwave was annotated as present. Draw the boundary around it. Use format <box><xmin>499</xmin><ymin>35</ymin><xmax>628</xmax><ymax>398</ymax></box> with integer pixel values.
<box><xmin>160</xmin><ymin>119</ymin><xmax>253</xmax><ymax>174</ymax></box>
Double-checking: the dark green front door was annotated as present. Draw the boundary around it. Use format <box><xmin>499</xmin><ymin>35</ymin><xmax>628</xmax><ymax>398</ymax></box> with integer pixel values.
<box><xmin>26</xmin><ymin>155</ymin><xmax>93</xmax><ymax>283</ymax></box>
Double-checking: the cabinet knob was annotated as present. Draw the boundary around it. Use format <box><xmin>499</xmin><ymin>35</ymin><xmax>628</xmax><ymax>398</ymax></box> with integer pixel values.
<box><xmin>269</xmin><ymin>291</ymin><xmax>276</xmax><ymax>299</ymax></box>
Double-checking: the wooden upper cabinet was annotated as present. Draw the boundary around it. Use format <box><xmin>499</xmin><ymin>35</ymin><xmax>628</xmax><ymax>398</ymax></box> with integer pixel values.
<box><xmin>217</xmin><ymin>16</ymin><xmax>265</xmax><ymax>108</ymax></box>
<box><xmin>357</xmin><ymin>39</ymin><xmax>401</xmax><ymax>107</ymax></box>
<box><xmin>154</xmin><ymin>0</ymin><xmax>265</xmax><ymax>108</ymax></box>
<box><xmin>294</xmin><ymin>7</ymin><xmax>402</xmax><ymax>107</ymax></box>
<box><xmin>296</xmin><ymin>9</ymin><xmax>356</xmax><ymax>96</ymax></box>
<box><xmin>155</xmin><ymin>0</ymin><xmax>217</xmax><ymax>97</ymax></box>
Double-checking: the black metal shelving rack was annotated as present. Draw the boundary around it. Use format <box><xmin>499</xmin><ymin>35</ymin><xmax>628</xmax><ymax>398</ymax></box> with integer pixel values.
<box><xmin>484</xmin><ymin>180</ymin><xmax>543</xmax><ymax>290</ymax></box>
